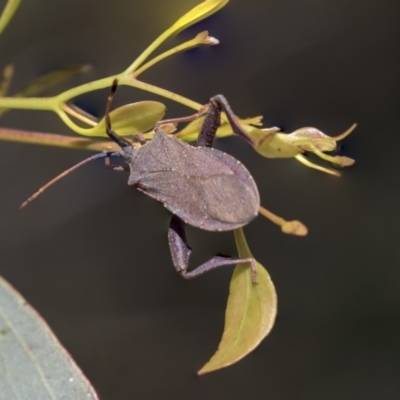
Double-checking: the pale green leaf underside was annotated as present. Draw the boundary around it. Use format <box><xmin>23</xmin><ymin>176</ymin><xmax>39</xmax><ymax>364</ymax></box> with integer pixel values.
<box><xmin>198</xmin><ymin>228</ymin><xmax>277</xmax><ymax>374</ymax></box>
<box><xmin>82</xmin><ymin>101</ymin><xmax>166</xmax><ymax>137</ymax></box>
<box><xmin>0</xmin><ymin>276</ymin><xmax>98</xmax><ymax>400</ymax></box>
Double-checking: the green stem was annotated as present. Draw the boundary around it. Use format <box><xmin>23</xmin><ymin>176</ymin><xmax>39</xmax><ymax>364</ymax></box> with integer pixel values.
<box><xmin>132</xmin><ymin>32</ymin><xmax>211</xmax><ymax>78</ymax></box>
<box><xmin>123</xmin><ymin>30</ymin><xmax>173</xmax><ymax>74</ymax></box>
<box><xmin>55</xmin><ymin>108</ymin><xmax>91</xmax><ymax>134</ymax></box>
<box><xmin>123</xmin><ymin>0</ymin><xmax>227</xmax><ymax>73</ymax></box>
<box><xmin>57</xmin><ymin>74</ymin><xmax>202</xmax><ymax>110</ymax></box>
<box><xmin>0</xmin><ymin>96</ymin><xmax>55</xmax><ymax>110</ymax></box>
<box><xmin>233</xmin><ymin>228</ymin><xmax>252</xmax><ymax>258</ymax></box>
<box><xmin>62</xmin><ymin>103</ymin><xmax>97</xmax><ymax>127</ymax></box>
<box><xmin>120</xmin><ymin>76</ymin><xmax>202</xmax><ymax>110</ymax></box>
<box><xmin>0</xmin><ymin>73</ymin><xmax>201</xmax><ymax>115</ymax></box>
<box><xmin>56</xmin><ymin>76</ymin><xmax>117</xmax><ymax>103</ymax></box>
<box><xmin>0</xmin><ymin>126</ymin><xmax>117</xmax><ymax>152</ymax></box>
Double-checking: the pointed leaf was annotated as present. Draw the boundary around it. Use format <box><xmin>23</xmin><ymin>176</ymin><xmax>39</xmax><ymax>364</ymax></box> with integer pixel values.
<box><xmin>126</xmin><ymin>0</ymin><xmax>228</xmax><ymax>73</ymax></box>
<box><xmin>170</xmin><ymin>0</ymin><xmax>229</xmax><ymax>35</ymax></box>
<box><xmin>198</xmin><ymin>228</ymin><xmax>277</xmax><ymax>374</ymax></box>
<box><xmin>0</xmin><ymin>0</ymin><xmax>21</xmax><ymax>36</ymax></box>
<box><xmin>0</xmin><ymin>275</ymin><xmax>98</xmax><ymax>399</ymax></box>
<box><xmin>75</xmin><ymin>101</ymin><xmax>166</xmax><ymax>137</ymax></box>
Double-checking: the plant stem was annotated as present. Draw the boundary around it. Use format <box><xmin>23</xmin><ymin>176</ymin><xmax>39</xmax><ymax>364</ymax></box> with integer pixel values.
<box><xmin>0</xmin><ymin>73</ymin><xmax>202</xmax><ymax>115</ymax></box>
<box><xmin>0</xmin><ymin>96</ymin><xmax>55</xmax><ymax>110</ymax></box>
<box><xmin>132</xmin><ymin>32</ymin><xmax>210</xmax><ymax>78</ymax></box>
<box><xmin>120</xmin><ymin>76</ymin><xmax>202</xmax><ymax>110</ymax></box>
<box><xmin>62</xmin><ymin>103</ymin><xmax>97</xmax><ymax>127</ymax></box>
<box><xmin>0</xmin><ymin>127</ymin><xmax>118</xmax><ymax>152</ymax></box>
<box><xmin>123</xmin><ymin>30</ymin><xmax>173</xmax><ymax>74</ymax></box>
<box><xmin>56</xmin><ymin>76</ymin><xmax>116</xmax><ymax>103</ymax></box>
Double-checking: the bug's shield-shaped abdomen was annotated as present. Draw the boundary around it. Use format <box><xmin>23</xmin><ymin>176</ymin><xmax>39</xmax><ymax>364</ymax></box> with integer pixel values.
<box><xmin>128</xmin><ymin>131</ymin><xmax>260</xmax><ymax>232</ymax></box>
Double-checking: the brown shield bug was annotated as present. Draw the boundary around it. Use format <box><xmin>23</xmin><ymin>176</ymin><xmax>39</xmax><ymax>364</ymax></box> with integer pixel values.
<box><xmin>21</xmin><ymin>80</ymin><xmax>263</xmax><ymax>282</ymax></box>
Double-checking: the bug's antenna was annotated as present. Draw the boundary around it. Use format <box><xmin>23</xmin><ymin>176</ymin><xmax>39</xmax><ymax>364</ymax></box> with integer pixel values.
<box><xmin>105</xmin><ymin>79</ymin><xmax>131</xmax><ymax>148</ymax></box>
<box><xmin>20</xmin><ymin>151</ymin><xmax>121</xmax><ymax>209</ymax></box>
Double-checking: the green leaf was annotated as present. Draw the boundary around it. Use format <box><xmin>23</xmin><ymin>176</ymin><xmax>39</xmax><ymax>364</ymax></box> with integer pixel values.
<box><xmin>198</xmin><ymin>228</ymin><xmax>277</xmax><ymax>375</ymax></box>
<box><xmin>75</xmin><ymin>101</ymin><xmax>166</xmax><ymax>137</ymax></box>
<box><xmin>0</xmin><ymin>0</ymin><xmax>21</xmax><ymax>37</ymax></box>
<box><xmin>170</xmin><ymin>0</ymin><xmax>229</xmax><ymax>35</ymax></box>
<box><xmin>126</xmin><ymin>0</ymin><xmax>229</xmax><ymax>73</ymax></box>
<box><xmin>0</xmin><ymin>275</ymin><xmax>99</xmax><ymax>399</ymax></box>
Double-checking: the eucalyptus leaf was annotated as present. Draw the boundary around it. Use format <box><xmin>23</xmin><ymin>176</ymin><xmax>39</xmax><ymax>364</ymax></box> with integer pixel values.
<box><xmin>0</xmin><ymin>275</ymin><xmax>98</xmax><ymax>400</ymax></box>
<box><xmin>78</xmin><ymin>101</ymin><xmax>166</xmax><ymax>137</ymax></box>
<box><xmin>198</xmin><ymin>228</ymin><xmax>277</xmax><ymax>374</ymax></box>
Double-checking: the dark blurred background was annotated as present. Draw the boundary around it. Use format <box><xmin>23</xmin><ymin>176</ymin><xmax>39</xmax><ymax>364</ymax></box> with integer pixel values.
<box><xmin>0</xmin><ymin>0</ymin><xmax>399</xmax><ymax>399</ymax></box>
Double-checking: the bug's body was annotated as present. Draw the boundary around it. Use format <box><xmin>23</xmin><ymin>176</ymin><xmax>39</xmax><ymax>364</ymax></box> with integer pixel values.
<box><xmin>126</xmin><ymin>130</ymin><xmax>259</xmax><ymax>231</ymax></box>
<box><xmin>22</xmin><ymin>81</ymin><xmax>261</xmax><ymax>282</ymax></box>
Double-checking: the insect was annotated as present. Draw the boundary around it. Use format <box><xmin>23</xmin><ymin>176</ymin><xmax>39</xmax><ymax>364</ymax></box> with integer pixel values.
<box><xmin>21</xmin><ymin>80</ymin><xmax>265</xmax><ymax>283</ymax></box>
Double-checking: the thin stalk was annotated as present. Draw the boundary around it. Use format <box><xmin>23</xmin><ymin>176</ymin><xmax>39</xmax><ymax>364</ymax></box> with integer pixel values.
<box><xmin>132</xmin><ymin>32</ymin><xmax>214</xmax><ymax>78</ymax></box>
<box><xmin>0</xmin><ymin>96</ymin><xmax>54</xmax><ymax>110</ymax></box>
<box><xmin>0</xmin><ymin>126</ymin><xmax>117</xmax><ymax>152</ymax></box>
<box><xmin>123</xmin><ymin>30</ymin><xmax>174</xmax><ymax>74</ymax></box>
<box><xmin>62</xmin><ymin>104</ymin><xmax>97</xmax><ymax>127</ymax></box>
<box><xmin>120</xmin><ymin>76</ymin><xmax>202</xmax><ymax>110</ymax></box>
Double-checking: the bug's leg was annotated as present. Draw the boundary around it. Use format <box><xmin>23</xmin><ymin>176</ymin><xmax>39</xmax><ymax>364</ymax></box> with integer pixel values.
<box><xmin>133</xmin><ymin>132</ymin><xmax>147</xmax><ymax>145</ymax></box>
<box><xmin>104</xmin><ymin>156</ymin><xmax>130</xmax><ymax>172</ymax></box>
<box><xmin>198</xmin><ymin>95</ymin><xmax>260</xmax><ymax>148</ymax></box>
<box><xmin>155</xmin><ymin>104</ymin><xmax>209</xmax><ymax>131</ymax></box>
<box><xmin>168</xmin><ymin>215</ymin><xmax>258</xmax><ymax>283</ymax></box>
